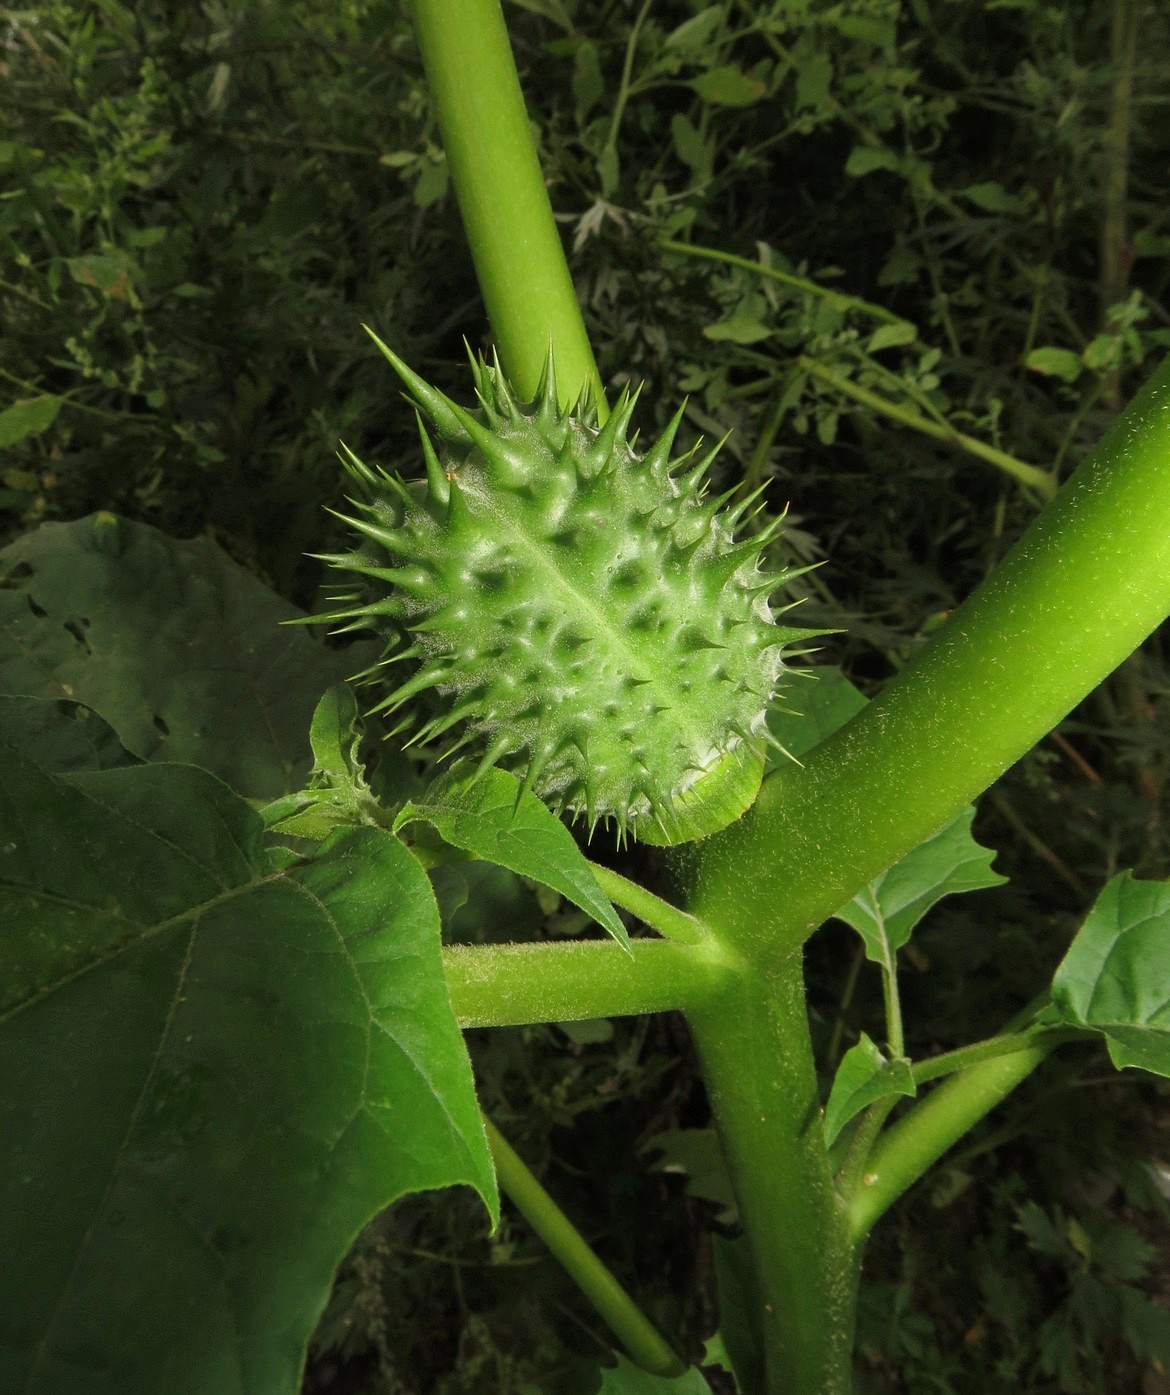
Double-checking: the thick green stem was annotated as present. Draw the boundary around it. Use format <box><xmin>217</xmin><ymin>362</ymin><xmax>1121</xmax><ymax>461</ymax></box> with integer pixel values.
<box><xmin>443</xmin><ymin>937</ymin><xmax>733</xmax><ymax>1028</ymax></box>
<box><xmin>686</xmin><ymin>955</ymin><xmax>856</xmax><ymax>1395</ymax></box>
<box><xmin>409</xmin><ymin>0</ymin><xmax>603</xmax><ymax>409</ymax></box>
<box><xmin>849</xmin><ymin>1036</ymin><xmax>1063</xmax><ymax>1243</ymax></box>
<box><xmin>483</xmin><ymin>1117</ymin><xmax>685</xmax><ymax>1377</ymax></box>
<box><xmin>687</xmin><ymin>356</ymin><xmax>1170</xmax><ymax>960</ymax></box>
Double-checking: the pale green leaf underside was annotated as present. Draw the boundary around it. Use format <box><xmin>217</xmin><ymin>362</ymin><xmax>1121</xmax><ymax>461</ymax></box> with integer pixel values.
<box><xmin>0</xmin><ymin>734</ymin><xmax>494</xmax><ymax>1395</ymax></box>
<box><xmin>1050</xmin><ymin>872</ymin><xmax>1170</xmax><ymax>1076</ymax></box>
<box><xmin>395</xmin><ymin>766</ymin><xmax>629</xmax><ymax>948</ymax></box>
<box><xmin>823</xmin><ymin>1033</ymin><xmax>916</xmax><ymax>1146</ymax></box>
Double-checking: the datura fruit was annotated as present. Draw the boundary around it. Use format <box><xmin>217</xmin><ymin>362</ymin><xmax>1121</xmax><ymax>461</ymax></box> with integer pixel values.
<box><xmin>314</xmin><ymin>331</ymin><xmax>813</xmax><ymax>845</ymax></box>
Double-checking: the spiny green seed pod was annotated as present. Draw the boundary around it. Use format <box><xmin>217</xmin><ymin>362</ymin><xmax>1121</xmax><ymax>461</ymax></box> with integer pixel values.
<box><xmin>314</xmin><ymin>331</ymin><xmax>812</xmax><ymax>845</ymax></box>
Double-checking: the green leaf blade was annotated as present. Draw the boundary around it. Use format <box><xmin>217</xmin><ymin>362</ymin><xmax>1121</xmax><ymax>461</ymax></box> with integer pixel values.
<box><xmin>394</xmin><ymin>767</ymin><xmax>629</xmax><ymax>949</ymax></box>
<box><xmin>834</xmin><ymin>808</ymin><xmax>1006</xmax><ymax>962</ymax></box>
<box><xmin>823</xmin><ymin>1033</ymin><xmax>916</xmax><ymax>1147</ymax></box>
<box><xmin>1051</xmin><ymin>872</ymin><xmax>1170</xmax><ymax>1076</ymax></box>
<box><xmin>1</xmin><ymin>733</ymin><xmax>494</xmax><ymax>1394</ymax></box>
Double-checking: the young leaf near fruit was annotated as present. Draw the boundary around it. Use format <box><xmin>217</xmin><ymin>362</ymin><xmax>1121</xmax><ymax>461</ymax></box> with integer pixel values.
<box><xmin>313</xmin><ymin>331</ymin><xmax>818</xmax><ymax>844</ymax></box>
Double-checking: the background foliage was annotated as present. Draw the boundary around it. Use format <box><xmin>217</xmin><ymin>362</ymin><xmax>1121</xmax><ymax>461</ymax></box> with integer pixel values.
<box><xmin>4</xmin><ymin>0</ymin><xmax>1170</xmax><ymax>1391</ymax></box>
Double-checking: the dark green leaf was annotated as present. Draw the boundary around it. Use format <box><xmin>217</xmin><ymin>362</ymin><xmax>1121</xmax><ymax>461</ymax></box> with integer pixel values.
<box><xmin>0</xmin><ymin>738</ymin><xmax>494</xmax><ymax>1395</ymax></box>
<box><xmin>394</xmin><ymin>767</ymin><xmax>629</xmax><ymax>949</ymax></box>
<box><xmin>823</xmin><ymin>1033</ymin><xmax>916</xmax><ymax>1146</ymax></box>
<box><xmin>0</xmin><ymin>515</ymin><xmax>370</xmax><ymax>799</ymax></box>
<box><xmin>0</xmin><ymin>694</ymin><xmax>137</xmax><ymax>772</ymax></box>
<box><xmin>703</xmin><ymin>295</ymin><xmax>772</xmax><ymax>345</ymax></box>
<box><xmin>1050</xmin><ymin>873</ymin><xmax>1170</xmax><ymax>1076</ymax></box>
<box><xmin>867</xmin><ymin>320</ymin><xmax>918</xmax><ymax>353</ymax></box>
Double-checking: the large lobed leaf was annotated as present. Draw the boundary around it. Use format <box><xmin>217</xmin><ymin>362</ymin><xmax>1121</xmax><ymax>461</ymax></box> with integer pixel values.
<box><xmin>0</xmin><ymin>515</ymin><xmax>370</xmax><ymax>799</ymax></box>
<box><xmin>0</xmin><ymin>706</ymin><xmax>495</xmax><ymax>1395</ymax></box>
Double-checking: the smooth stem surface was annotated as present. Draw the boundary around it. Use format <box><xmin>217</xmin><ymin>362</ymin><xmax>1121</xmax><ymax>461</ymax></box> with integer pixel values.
<box><xmin>483</xmin><ymin>1117</ymin><xmax>685</xmax><ymax>1377</ymax></box>
<box><xmin>687</xmin><ymin>954</ymin><xmax>856</xmax><ymax>1395</ymax></box>
<box><xmin>688</xmin><ymin>356</ymin><xmax>1170</xmax><ymax>961</ymax></box>
<box><xmin>410</xmin><ymin>0</ymin><xmax>603</xmax><ymax>410</ymax></box>
<box><xmin>443</xmin><ymin>937</ymin><xmax>733</xmax><ymax>1028</ymax></box>
<box><xmin>849</xmin><ymin>1036</ymin><xmax>1063</xmax><ymax>1243</ymax></box>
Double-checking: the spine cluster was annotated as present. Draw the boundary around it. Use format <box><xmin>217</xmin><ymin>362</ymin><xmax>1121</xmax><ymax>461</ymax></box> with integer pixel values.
<box><xmin>316</xmin><ymin>334</ymin><xmax>808</xmax><ymax>844</ymax></box>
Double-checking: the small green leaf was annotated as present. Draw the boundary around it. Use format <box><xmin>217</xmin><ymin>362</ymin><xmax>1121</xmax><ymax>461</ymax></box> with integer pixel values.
<box><xmin>823</xmin><ymin>1033</ymin><xmax>916</xmax><ymax>1146</ymax></box>
<box><xmin>0</xmin><ymin>394</ymin><xmax>63</xmax><ymax>447</ymax></box>
<box><xmin>0</xmin><ymin>731</ymin><xmax>495</xmax><ymax>1394</ymax></box>
<box><xmin>260</xmin><ymin>685</ymin><xmax>382</xmax><ymax>838</ymax></box>
<box><xmin>834</xmin><ymin>808</ymin><xmax>1005</xmax><ymax>963</ymax></box>
<box><xmin>845</xmin><ymin>145</ymin><xmax>898</xmax><ymax>178</ymax></box>
<box><xmin>689</xmin><ymin>65</ymin><xmax>766</xmax><ymax>108</ymax></box>
<box><xmin>413</xmin><ymin>157</ymin><xmax>448</xmax><ymax>207</ymax></box>
<box><xmin>670</xmin><ymin>113</ymin><xmax>710</xmax><ymax>172</ymax></box>
<box><xmin>595</xmin><ymin>1356</ymin><xmax>714</xmax><ymax>1393</ymax></box>
<box><xmin>1050</xmin><ymin>872</ymin><xmax>1170</xmax><ymax>1076</ymax></box>
<box><xmin>664</xmin><ymin>7</ymin><xmax>724</xmax><ymax>52</ymax></box>
<box><xmin>573</xmin><ymin>40</ymin><xmax>604</xmax><ymax>121</ymax></box>
<box><xmin>959</xmin><ymin>181</ymin><xmax>1026</xmax><ymax>214</ymax></box>
<box><xmin>394</xmin><ymin>766</ymin><xmax>629</xmax><ymax>949</ymax></box>
<box><xmin>703</xmin><ymin>294</ymin><xmax>772</xmax><ymax>345</ymax></box>
<box><xmin>1025</xmin><ymin>346</ymin><xmax>1084</xmax><ymax>383</ymax></box>
<box><xmin>67</xmin><ymin>252</ymin><xmax>136</xmax><ymax>297</ymax></box>
<box><xmin>867</xmin><ymin>320</ymin><xmax>918</xmax><ymax>353</ymax></box>
<box><xmin>794</xmin><ymin>50</ymin><xmax>832</xmax><ymax>111</ymax></box>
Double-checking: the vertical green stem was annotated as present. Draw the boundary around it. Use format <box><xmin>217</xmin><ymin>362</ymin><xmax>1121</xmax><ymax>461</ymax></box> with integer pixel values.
<box><xmin>409</xmin><ymin>0</ymin><xmax>604</xmax><ymax>409</ymax></box>
<box><xmin>686</xmin><ymin>955</ymin><xmax>856</xmax><ymax>1395</ymax></box>
<box><xmin>484</xmin><ymin>1117</ymin><xmax>685</xmax><ymax>1377</ymax></box>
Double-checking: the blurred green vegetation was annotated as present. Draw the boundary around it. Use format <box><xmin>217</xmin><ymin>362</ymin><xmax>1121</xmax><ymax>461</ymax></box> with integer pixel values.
<box><xmin>4</xmin><ymin>1</ymin><xmax>1170</xmax><ymax>1391</ymax></box>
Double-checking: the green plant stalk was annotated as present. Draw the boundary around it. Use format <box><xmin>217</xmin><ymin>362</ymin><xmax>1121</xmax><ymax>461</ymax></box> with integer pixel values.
<box><xmin>688</xmin><ymin>355</ymin><xmax>1170</xmax><ymax>962</ymax></box>
<box><xmin>409</xmin><ymin>0</ymin><xmax>604</xmax><ymax>410</ymax></box>
<box><xmin>911</xmin><ymin>1025</ymin><xmax>1083</xmax><ymax>1086</ymax></box>
<box><xmin>800</xmin><ymin>356</ymin><xmax>1057</xmax><ymax>498</ymax></box>
<box><xmin>660</xmin><ymin>238</ymin><xmax>909</xmax><ymax>327</ymax></box>
<box><xmin>482</xmin><ymin>1116</ymin><xmax>685</xmax><ymax>1377</ymax></box>
<box><xmin>686</xmin><ymin>954</ymin><xmax>856</xmax><ymax>1395</ymax></box>
<box><xmin>848</xmin><ymin>1035</ymin><xmax>1063</xmax><ymax>1243</ymax></box>
<box><xmin>442</xmin><ymin>938</ymin><xmax>732</xmax><ymax>1028</ymax></box>
<box><xmin>588</xmin><ymin>863</ymin><xmax>710</xmax><ymax>945</ymax></box>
